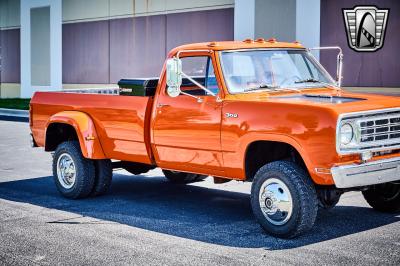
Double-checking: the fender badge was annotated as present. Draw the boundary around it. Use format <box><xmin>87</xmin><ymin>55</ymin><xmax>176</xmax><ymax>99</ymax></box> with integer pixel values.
<box><xmin>85</xmin><ymin>136</ymin><xmax>95</xmax><ymax>141</ymax></box>
<box><xmin>225</xmin><ymin>113</ymin><xmax>238</xmax><ymax>118</ymax></box>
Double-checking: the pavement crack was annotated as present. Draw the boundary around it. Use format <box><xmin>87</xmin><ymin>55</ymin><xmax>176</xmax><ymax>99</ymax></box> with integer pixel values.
<box><xmin>47</xmin><ymin>215</ymin><xmax>116</xmax><ymax>225</ymax></box>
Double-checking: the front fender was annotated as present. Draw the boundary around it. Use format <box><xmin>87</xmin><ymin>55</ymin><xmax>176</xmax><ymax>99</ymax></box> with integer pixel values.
<box><xmin>240</xmin><ymin>132</ymin><xmax>310</xmax><ymax>165</ymax></box>
<box><xmin>46</xmin><ymin>111</ymin><xmax>106</xmax><ymax>159</ymax></box>
<box><xmin>239</xmin><ymin>133</ymin><xmax>334</xmax><ymax>185</ymax></box>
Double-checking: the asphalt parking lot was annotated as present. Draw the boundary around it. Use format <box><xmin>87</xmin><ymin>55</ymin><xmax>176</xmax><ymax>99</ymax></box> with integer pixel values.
<box><xmin>0</xmin><ymin>119</ymin><xmax>399</xmax><ymax>265</ymax></box>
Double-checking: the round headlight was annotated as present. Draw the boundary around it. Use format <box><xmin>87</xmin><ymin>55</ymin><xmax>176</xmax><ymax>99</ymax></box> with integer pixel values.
<box><xmin>340</xmin><ymin>123</ymin><xmax>354</xmax><ymax>145</ymax></box>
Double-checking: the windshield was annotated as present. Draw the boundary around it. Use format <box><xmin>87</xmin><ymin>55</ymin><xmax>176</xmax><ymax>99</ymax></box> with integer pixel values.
<box><xmin>220</xmin><ymin>49</ymin><xmax>336</xmax><ymax>94</ymax></box>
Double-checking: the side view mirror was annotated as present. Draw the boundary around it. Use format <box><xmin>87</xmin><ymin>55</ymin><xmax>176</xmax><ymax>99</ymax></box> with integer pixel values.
<box><xmin>166</xmin><ymin>58</ymin><xmax>182</xmax><ymax>97</ymax></box>
<box><xmin>308</xmin><ymin>46</ymin><xmax>343</xmax><ymax>87</ymax></box>
<box><xmin>165</xmin><ymin>51</ymin><xmax>216</xmax><ymax>102</ymax></box>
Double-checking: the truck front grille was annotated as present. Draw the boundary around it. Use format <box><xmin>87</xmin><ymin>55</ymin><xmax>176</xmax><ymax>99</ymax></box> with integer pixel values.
<box><xmin>360</xmin><ymin>112</ymin><xmax>400</xmax><ymax>144</ymax></box>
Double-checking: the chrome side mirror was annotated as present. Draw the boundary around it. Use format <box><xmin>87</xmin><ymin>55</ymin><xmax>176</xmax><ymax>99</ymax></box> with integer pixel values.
<box><xmin>308</xmin><ymin>46</ymin><xmax>344</xmax><ymax>87</ymax></box>
<box><xmin>166</xmin><ymin>58</ymin><xmax>182</xmax><ymax>97</ymax></box>
<box><xmin>166</xmin><ymin>50</ymin><xmax>216</xmax><ymax>102</ymax></box>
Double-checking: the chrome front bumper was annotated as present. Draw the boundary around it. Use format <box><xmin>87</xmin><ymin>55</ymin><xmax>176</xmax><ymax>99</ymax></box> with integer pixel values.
<box><xmin>331</xmin><ymin>157</ymin><xmax>400</xmax><ymax>188</ymax></box>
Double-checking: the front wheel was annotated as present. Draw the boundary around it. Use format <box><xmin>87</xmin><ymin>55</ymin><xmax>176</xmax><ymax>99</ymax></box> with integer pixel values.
<box><xmin>251</xmin><ymin>161</ymin><xmax>318</xmax><ymax>238</ymax></box>
<box><xmin>362</xmin><ymin>182</ymin><xmax>400</xmax><ymax>213</ymax></box>
<box><xmin>162</xmin><ymin>170</ymin><xmax>207</xmax><ymax>184</ymax></box>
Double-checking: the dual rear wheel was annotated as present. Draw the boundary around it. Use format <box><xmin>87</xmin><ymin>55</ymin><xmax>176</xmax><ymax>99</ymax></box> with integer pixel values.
<box><xmin>52</xmin><ymin>141</ymin><xmax>205</xmax><ymax>199</ymax></box>
<box><xmin>53</xmin><ymin>141</ymin><xmax>112</xmax><ymax>199</ymax></box>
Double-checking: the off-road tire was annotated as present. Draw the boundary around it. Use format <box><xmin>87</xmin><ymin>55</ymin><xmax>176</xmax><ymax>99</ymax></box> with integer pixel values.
<box><xmin>162</xmin><ymin>170</ymin><xmax>207</xmax><ymax>184</ymax></box>
<box><xmin>251</xmin><ymin>161</ymin><xmax>318</xmax><ymax>238</ymax></box>
<box><xmin>362</xmin><ymin>183</ymin><xmax>400</xmax><ymax>213</ymax></box>
<box><xmin>92</xmin><ymin>159</ymin><xmax>113</xmax><ymax>196</ymax></box>
<box><xmin>52</xmin><ymin>141</ymin><xmax>95</xmax><ymax>199</ymax></box>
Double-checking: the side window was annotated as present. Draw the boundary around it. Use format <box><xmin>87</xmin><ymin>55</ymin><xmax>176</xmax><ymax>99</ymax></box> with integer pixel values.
<box><xmin>181</xmin><ymin>56</ymin><xmax>208</xmax><ymax>76</ymax></box>
<box><xmin>173</xmin><ymin>56</ymin><xmax>219</xmax><ymax>96</ymax></box>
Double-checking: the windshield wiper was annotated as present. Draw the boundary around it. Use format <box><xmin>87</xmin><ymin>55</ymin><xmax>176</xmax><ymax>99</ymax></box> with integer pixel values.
<box><xmin>244</xmin><ymin>84</ymin><xmax>280</xmax><ymax>92</ymax></box>
<box><xmin>294</xmin><ymin>78</ymin><xmax>337</xmax><ymax>89</ymax></box>
<box><xmin>244</xmin><ymin>84</ymin><xmax>303</xmax><ymax>93</ymax></box>
<box><xmin>295</xmin><ymin>78</ymin><xmax>321</xmax><ymax>84</ymax></box>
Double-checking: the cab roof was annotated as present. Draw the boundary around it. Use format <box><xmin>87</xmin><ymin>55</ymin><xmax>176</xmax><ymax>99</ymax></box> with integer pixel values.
<box><xmin>169</xmin><ymin>39</ymin><xmax>306</xmax><ymax>55</ymax></box>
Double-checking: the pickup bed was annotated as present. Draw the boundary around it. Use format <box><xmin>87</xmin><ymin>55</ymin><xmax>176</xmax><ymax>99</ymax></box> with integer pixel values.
<box><xmin>30</xmin><ymin>40</ymin><xmax>400</xmax><ymax>238</ymax></box>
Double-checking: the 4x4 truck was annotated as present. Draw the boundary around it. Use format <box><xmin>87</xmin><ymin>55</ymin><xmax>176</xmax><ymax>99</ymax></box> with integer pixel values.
<box><xmin>30</xmin><ymin>40</ymin><xmax>400</xmax><ymax>238</ymax></box>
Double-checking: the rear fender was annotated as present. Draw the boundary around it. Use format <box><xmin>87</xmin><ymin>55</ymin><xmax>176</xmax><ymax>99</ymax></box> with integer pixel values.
<box><xmin>46</xmin><ymin>111</ymin><xmax>106</xmax><ymax>159</ymax></box>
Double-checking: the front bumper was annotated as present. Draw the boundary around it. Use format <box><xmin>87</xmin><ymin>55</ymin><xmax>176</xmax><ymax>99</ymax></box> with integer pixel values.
<box><xmin>331</xmin><ymin>157</ymin><xmax>400</xmax><ymax>188</ymax></box>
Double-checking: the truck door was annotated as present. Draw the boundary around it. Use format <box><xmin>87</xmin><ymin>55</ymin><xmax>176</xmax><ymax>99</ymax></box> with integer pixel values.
<box><xmin>152</xmin><ymin>55</ymin><xmax>224</xmax><ymax>176</ymax></box>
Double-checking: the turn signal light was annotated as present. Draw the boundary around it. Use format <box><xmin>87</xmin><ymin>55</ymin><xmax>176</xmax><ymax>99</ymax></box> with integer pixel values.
<box><xmin>315</xmin><ymin>168</ymin><xmax>331</xmax><ymax>174</ymax></box>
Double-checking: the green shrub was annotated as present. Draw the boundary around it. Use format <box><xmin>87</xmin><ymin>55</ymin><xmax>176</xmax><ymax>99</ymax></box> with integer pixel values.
<box><xmin>0</xmin><ymin>98</ymin><xmax>31</xmax><ymax>110</ymax></box>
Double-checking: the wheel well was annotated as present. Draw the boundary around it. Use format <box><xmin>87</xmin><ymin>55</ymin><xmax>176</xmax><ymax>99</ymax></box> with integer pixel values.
<box><xmin>245</xmin><ymin>141</ymin><xmax>307</xmax><ymax>181</ymax></box>
<box><xmin>45</xmin><ymin>123</ymin><xmax>78</xmax><ymax>151</ymax></box>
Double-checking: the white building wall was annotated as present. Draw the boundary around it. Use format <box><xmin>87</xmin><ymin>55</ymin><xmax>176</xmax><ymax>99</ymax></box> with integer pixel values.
<box><xmin>234</xmin><ymin>0</ymin><xmax>255</xmax><ymax>40</ymax></box>
<box><xmin>234</xmin><ymin>0</ymin><xmax>321</xmax><ymax>52</ymax></box>
<box><xmin>1</xmin><ymin>0</ymin><xmax>235</xmax><ymax>28</ymax></box>
<box><xmin>62</xmin><ymin>0</ymin><xmax>234</xmax><ymax>22</ymax></box>
<box><xmin>296</xmin><ymin>0</ymin><xmax>320</xmax><ymax>58</ymax></box>
<box><xmin>254</xmin><ymin>0</ymin><xmax>296</xmax><ymax>42</ymax></box>
<box><xmin>20</xmin><ymin>0</ymin><xmax>62</xmax><ymax>98</ymax></box>
<box><xmin>0</xmin><ymin>0</ymin><xmax>20</xmax><ymax>29</ymax></box>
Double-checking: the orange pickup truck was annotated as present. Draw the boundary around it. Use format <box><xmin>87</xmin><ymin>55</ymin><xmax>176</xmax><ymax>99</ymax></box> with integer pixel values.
<box><xmin>30</xmin><ymin>40</ymin><xmax>400</xmax><ymax>238</ymax></box>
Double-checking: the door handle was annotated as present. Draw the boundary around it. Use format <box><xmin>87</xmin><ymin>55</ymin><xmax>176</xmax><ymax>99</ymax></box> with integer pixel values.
<box><xmin>157</xmin><ymin>103</ymin><xmax>170</xmax><ymax>108</ymax></box>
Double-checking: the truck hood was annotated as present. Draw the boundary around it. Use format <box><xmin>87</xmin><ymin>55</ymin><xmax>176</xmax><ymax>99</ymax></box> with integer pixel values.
<box><xmin>225</xmin><ymin>88</ymin><xmax>400</xmax><ymax>116</ymax></box>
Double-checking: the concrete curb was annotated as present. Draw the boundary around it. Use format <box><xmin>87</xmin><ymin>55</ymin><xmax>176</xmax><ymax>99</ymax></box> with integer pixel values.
<box><xmin>0</xmin><ymin>108</ymin><xmax>29</xmax><ymax>118</ymax></box>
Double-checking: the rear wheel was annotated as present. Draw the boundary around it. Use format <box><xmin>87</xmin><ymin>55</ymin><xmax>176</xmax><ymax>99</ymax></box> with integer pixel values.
<box><xmin>362</xmin><ymin>182</ymin><xmax>400</xmax><ymax>213</ymax></box>
<box><xmin>251</xmin><ymin>161</ymin><xmax>318</xmax><ymax>238</ymax></box>
<box><xmin>162</xmin><ymin>170</ymin><xmax>207</xmax><ymax>184</ymax></box>
<box><xmin>52</xmin><ymin>141</ymin><xmax>95</xmax><ymax>199</ymax></box>
<box><xmin>92</xmin><ymin>159</ymin><xmax>113</xmax><ymax>196</ymax></box>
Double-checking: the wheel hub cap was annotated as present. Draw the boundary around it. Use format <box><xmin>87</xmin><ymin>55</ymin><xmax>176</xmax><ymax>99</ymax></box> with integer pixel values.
<box><xmin>57</xmin><ymin>153</ymin><xmax>76</xmax><ymax>189</ymax></box>
<box><xmin>259</xmin><ymin>178</ymin><xmax>293</xmax><ymax>226</ymax></box>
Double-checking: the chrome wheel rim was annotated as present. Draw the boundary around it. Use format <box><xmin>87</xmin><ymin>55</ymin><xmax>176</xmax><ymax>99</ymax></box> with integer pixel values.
<box><xmin>56</xmin><ymin>153</ymin><xmax>76</xmax><ymax>189</ymax></box>
<box><xmin>259</xmin><ymin>178</ymin><xmax>293</xmax><ymax>226</ymax></box>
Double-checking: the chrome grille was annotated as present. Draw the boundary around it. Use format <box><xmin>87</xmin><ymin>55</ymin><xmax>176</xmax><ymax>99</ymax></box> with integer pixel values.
<box><xmin>359</xmin><ymin>113</ymin><xmax>400</xmax><ymax>143</ymax></box>
<box><xmin>338</xmin><ymin>108</ymin><xmax>400</xmax><ymax>155</ymax></box>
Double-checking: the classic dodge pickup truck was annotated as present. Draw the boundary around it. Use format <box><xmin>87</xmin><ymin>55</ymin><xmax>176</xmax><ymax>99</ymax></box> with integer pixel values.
<box><xmin>30</xmin><ymin>39</ymin><xmax>400</xmax><ymax>238</ymax></box>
